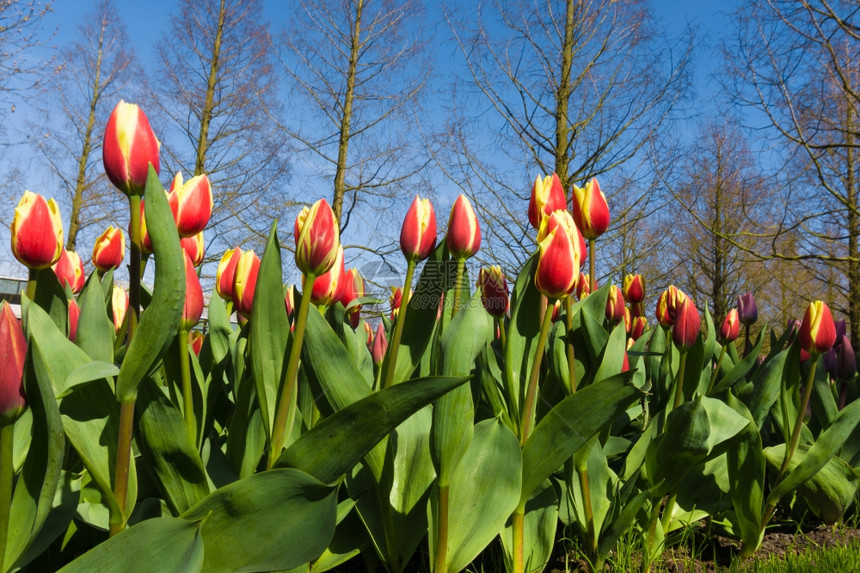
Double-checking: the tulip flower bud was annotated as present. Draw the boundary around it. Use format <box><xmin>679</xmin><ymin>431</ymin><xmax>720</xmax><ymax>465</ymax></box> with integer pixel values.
<box><xmin>135</xmin><ymin>198</ymin><xmax>154</xmax><ymax>255</ymax></box>
<box><xmin>576</xmin><ymin>273</ymin><xmax>591</xmax><ymax>300</ymax></box>
<box><xmin>672</xmin><ymin>296</ymin><xmax>700</xmax><ymax>351</ymax></box>
<box><xmin>836</xmin><ymin>335</ymin><xmax>856</xmax><ymax>381</ymax></box>
<box><xmin>103</xmin><ymin>100</ymin><xmax>160</xmax><ymax>196</ymax></box>
<box><xmin>216</xmin><ymin>247</ymin><xmax>242</xmax><ymax>302</ymax></box>
<box><xmin>446</xmin><ymin>194</ymin><xmax>481</xmax><ymax>260</ymax></box>
<box><xmin>630</xmin><ymin>316</ymin><xmax>648</xmax><ymax>341</ymax></box>
<box><xmin>68</xmin><ymin>298</ymin><xmax>80</xmax><ymax>342</ymax></box>
<box><xmin>180</xmin><ymin>252</ymin><xmax>204</xmax><ymax>330</ymax></box>
<box><xmin>622</xmin><ymin>273</ymin><xmax>645</xmax><ymax>304</ymax></box>
<box><xmin>550</xmin><ymin>299</ymin><xmax>562</xmax><ymax>323</ymax></box>
<box><xmin>339</xmin><ymin>268</ymin><xmax>365</xmax><ymax>310</ymax></box>
<box><xmin>622</xmin><ymin>351</ymin><xmax>630</xmax><ymax>373</ymax></box>
<box><xmin>364</xmin><ymin>321</ymin><xmax>373</xmax><ymax>346</ymax></box>
<box><xmin>11</xmin><ymin>191</ymin><xmax>64</xmax><ymax>270</ymax></box>
<box><xmin>401</xmin><ymin>195</ymin><xmax>437</xmax><ymax>262</ymax></box>
<box><xmin>604</xmin><ymin>284</ymin><xmax>625</xmax><ymax>323</ymax></box>
<box><xmin>52</xmin><ymin>249</ymin><xmax>85</xmax><ymax>294</ymax></box>
<box><xmin>372</xmin><ymin>322</ymin><xmax>387</xmax><ymax>366</ymax></box>
<box><xmin>0</xmin><ymin>301</ymin><xmax>27</xmax><ymax>423</ymax></box>
<box><xmin>168</xmin><ymin>172</ymin><xmax>213</xmax><ymax>237</ymax></box>
<box><xmin>188</xmin><ymin>330</ymin><xmax>205</xmax><ymax>356</ymax></box>
<box><xmin>284</xmin><ymin>285</ymin><xmax>295</xmax><ymax>319</ymax></box>
<box><xmin>112</xmin><ymin>285</ymin><xmax>129</xmax><ymax>332</ymax></box>
<box><xmin>180</xmin><ymin>232</ymin><xmax>205</xmax><ymax>267</ymax></box>
<box><xmin>233</xmin><ymin>250</ymin><xmax>261</xmax><ymax>318</ymax></box>
<box><xmin>570</xmin><ymin>177</ymin><xmax>610</xmax><ymax>240</ymax></box>
<box><xmin>311</xmin><ymin>247</ymin><xmax>346</xmax><ymax>306</ymax></box>
<box><xmin>737</xmin><ymin>292</ymin><xmax>758</xmax><ymax>326</ymax></box>
<box><xmin>92</xmin><ymin>226</ymin><xmax>126</xmax><ymax>272</ymax></box>
<box><xmin>824</xmin><ymin>347</ymin><xmax>838</xmax><ymax>379</ymax></box>
<box><xmin>720</xmin><ymin>309</ymin><xmax>740</xmax><ymax>343</ymax></box>
<box><xmin>798</xmin><ymin>300</ymin><xmax>837</xmax><ymax>356</ymax></box>
<box><xmin>534</xmin><ymin>215</ymin><xmax>581</xmax><ymax>300</ymax></box>
<box><xmin>835</xmin><ymin>320</ymin><xmax>847</xmax><ymax>344</ymax></box>
<box><xmin>477</xmin><ymin>266</ymin><xmax>509</xmax><ymax>318</ymax></box>
<box><xmin>528</xmin><ymin>173</ymin><xmax>566</xmax><ymax>229</ymax></box>
<box><xmin>295</xmin><ymin>199</ymin><xmax>340</xmax><ymax>276</ymax></box>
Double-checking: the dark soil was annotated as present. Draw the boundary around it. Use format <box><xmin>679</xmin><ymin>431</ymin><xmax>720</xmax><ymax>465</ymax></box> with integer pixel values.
<box><xmin>551</xmin><ymin>522</ymin><xmax>860</xmax><ymax>572</ymax></box>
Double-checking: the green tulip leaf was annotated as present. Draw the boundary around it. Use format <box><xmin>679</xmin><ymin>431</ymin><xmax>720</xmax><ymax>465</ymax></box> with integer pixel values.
<box><xmin>250</xmin><ymin>222</ymin><xmax>289</xmax><ymax>439</ymax></box>
<box><xmin>205</xmin><ymin>295</ymin><xmax>233</xmax><ymax>365</ymax></box>
<box><xmin>30</xmin><ymin>267</ymin><xmax>68</xmax><ymax>335</ymax></box>
<box><xmin>765</xmin><ymin>396</ymin><xmax>860</xmax><ymax>507</ymax></box>
<box><xmin>5</xmin><ymin>335</ymin><xmax>67</xmax><ymax>569</ymax></box>
<box><xmin>276</xmin><ymin>375</ymin><xmax>469</xmax><ymax>484</ymax></box>
<box><xmin>505</xmin><ymin>253</ymin><xmax>540</xmax><ymax>418</ymax></box>
<box><xmin>725</xmin><ymin>393</ymin><xmax>765</xmax><ymax>556</ymax></box>
<box><xmin>501</xmin><ymin>479</ymin><xmax>558</xmax><ymax>573</ymax></box>
<box><xmin>116</xmin><ymin>166</ymin><xmax>186</xmax><ymax>402</ymax></box>
<box><xmin>710</xmin><ymin>330</ymin><xmax>765</xmax><ymax>395</ymax></box>
<box><xmin>593</xmin><ymin>321</ymin><xmax>628</xmax><ymax>384</ymax></box>
<box><xmin>24</xmin><ymin>302</ymin><xmax>93</xmax><ymax>397</ymax></box>
<box><xmin>745</xmin><ymin>347</ymin><xmax>791</xmax><ymax>429</ymax></box>
<box><xmin>58</xmin><ymin>516</ymin><xmax>204</xmax><ymax>573</ymax></box>
<box><xmin>432</xmin><ymin>418</ymin><xmax>522</xmax><ymax>573</ymax></box>
<box><xmin>181</xmin><ymin>469</ymin><xmax>337</xmax><ymax>573</ymax></box>
<box><xmin>134</xmin><ymin>377</ymin><xmax>211</xmax><ymax>515</ymax></box>
<box><xmin>75</xmin><ymin>271</ymin><xmax>115</xmax><ymax>362</ymax></box>
<box><xmin>61</xmin><ymin>361</ymin><xmax>120</xmax><ymax>397</ymax></box>
<box><xmin>521</xmin><ymin>372</ymin><xmax>641</xmax><ymax>501</ymax></box>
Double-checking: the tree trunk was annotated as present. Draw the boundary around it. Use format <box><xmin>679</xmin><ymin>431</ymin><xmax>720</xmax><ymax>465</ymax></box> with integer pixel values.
<box><xmin>195</xmin><ymin>0</ymin><xmax>226</xmax><ymax>176</ymax></box>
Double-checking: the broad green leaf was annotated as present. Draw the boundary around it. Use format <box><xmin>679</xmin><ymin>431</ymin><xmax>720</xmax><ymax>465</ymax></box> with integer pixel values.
<box><xmin>58</xmin><ymin>516</ymin><xmax>204</xmax><ymax>573</ymax></box>
<box><xmin>75</xmin><ymin>272</ymin><xmax>115</xmax><ymax>362</ymax></box>
<box><xmin>744</xmin><ymin>347</ymin><xmax>790</xmax><ymax>428</ymax></box>
<box><xmin>205</xmin><ymin>295</ymin><xmax>233</xmax><ymax>365</ymax></box>
<box><xmin>765</xmin><ymin>396</ymin><xmax>860</xmax><ymax>507</ymax></box>
<box><xmin>60</xmin><ymin>379</ymin><xmax>136</xmax><ymax>523</ymax></box>
<box><xmin>62</xmin><ymin>361</ymin><xmax>120</xmax><ymax>396</ymax></box>
<box><xmin>309</xmin><ymin>499</ymin><xmax>370</xmax><ymax>572</ymax></box>
<box><xmin>13</xmin><ymin>471</ymin><xmax>80</xmax><ymax>571</ymax></box>
<box><xmin>250</xmin><ymin>222</ymin><xmax>289</xmax><ymax>439</ymax></box>
<box><xmin>116</xmin><ymin>166</ymin><xmax>185</xmax><ymax>402</ymax></box>
<box><xmin>276</xmin><ymin>376</ymin><xmax>469</xmax><ymax>484</ymax></box>
<box><xmin>6</xmin><ymin>337</ymin><xmax>66</xmax><ymax>569</ymax></box>
<box><xmin>725</xmin><ymin>393</ymin><xmax>765</xmax><ymax>556</ymax></box>
<box><xmin>432</xmin><ymin>418</ymin><xmax>522</xmax><ymax>573</ymax></box>
<box><xmin>593</xmin><ymin>322</ymin><xmax>628</xmax><ymax>384</ymax></box>
<box><xmin>30</xmin><ymin>267</ymin><xmax>68</xmax><ymax>335</ymax></box>
<box><xmin>24</xmin><ymin>302</ymin><xmax>93</xmax><ymax>397</ymax></box>
<box><xmin>181</xmin><ymin>469</ymin><xmax>337</xmax><ymax>573</ymax></box>
<box><xmin>134</xmin><ymin>378</ymin><xmax>211</xmax><ymax>515</ymax></box>
<box><xmin>505</xmin><ymin>254</ymin><xmax>540</xmax><ymax>420</ymax></box>
<box><xmin>225</xmin><ymin>369</ymin><xmax>266</xmax><ymax>478</ymax></box>
<box><xmin>432</xmin><ymin>291</ymin><xmax>492</xmax><ymax>482</ymax></box>
<box><xmin>521</xmin><ymin>373</ymin><xmax>641</xmax><ymax>501</ymax></box>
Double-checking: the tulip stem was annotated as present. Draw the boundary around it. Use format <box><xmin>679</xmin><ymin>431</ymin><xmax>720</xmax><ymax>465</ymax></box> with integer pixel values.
<box><xmin>564</xmin><ymin>296</ymin><xmax>577</xmax><ymax>393</ymax></box>
<box><xmin>435</xmin><ymin>483</ymin><xmax>450</xmax><ymax>573</ymax></box>
<box><xmin>0</xmin><ymin>421</ymin><xmax>14</xmax><ymax>573</ymax></box>
<box><xmin>268</xmin><ymin>272</ymin><xmax>316</xmax><ymax>469</ymax></box>
<box><xmin>127</xmin><ymin>195</ymin><xmax>142</xmax><ymax>344</ymax></box>
<box><xmin>26</xmin><ymin>268</ymin><xmax>37</xmax><ymax>303</ymax></box>
<box><xmin>511</xmin><ymin>500</ymin><xmax>526</xmax><ymax>573</ymax></box>
<box><xmin>178</xmin><ymin>327</ymin><xmax>196</xmax><ymax>447</ymax></box>
<box><xmin>451</xmin><ymin>258</ymin><xmax>466</xmax><ymax>318</ymax></box>
<box><xmin>496</xmin><ymin>316</ymin><xmax>507</xmax><ymax>353</ymax></box>
<box><xmin>672</xmin><ymin>350</ymin><xmax>688</xmax><ymax>411</ymax></box>
<box><xmin>707</xmin><ymin>344</ymin><xmax>727</xmax><ymax>395</ymax></box>
<box><xmin>111</xmin><ymin>399</ymin><xmax>135</xmax><ymax>537</ymax></box>
<box><xmin>579</xmin><ymin>465</ymin><xmax>598</xmax><ymax>559</ymax></box>
<box><xmin>520</xmin><ymin>304</ymin><xmax>555</xmax><ymax>445</ymax></box>
<box><xmin>382</xmin><ymin>260</ymin><xmax>416</xmax><ymax>390</ymax></box>
<box><xmin>778</xmin><ymin>355</ymin><xmax>819</xmax><ymax>482</ymax></box>
<box><xmin>588</xmin><ymin>239</ymin><xmax>596</xmax><ymax>293</ymax></box>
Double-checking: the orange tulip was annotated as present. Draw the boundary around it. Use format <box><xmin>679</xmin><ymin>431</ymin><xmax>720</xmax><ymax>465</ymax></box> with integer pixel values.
<box><xmin>102</xmin><ymin>100</ymin><xmax>160</xmax><ymax>196</ymax></box>
<box><xmin>92</xmin><ymin>226</ymin><xmax>125</xmax><ymax>272</ymax></box>
<box><xmin>570</xmin><ymin>177</ymin><xmax>610</xmax><ymax>240</ymax></box>
<box><xmin>52</xmin><ymin>249</ymin><xmax>85</xmax><ymax>294</ymax></box>
<box><xmin>11</xmin><ymin>191</ymin><xmax>63</xmax><ymax>269</ymax></box>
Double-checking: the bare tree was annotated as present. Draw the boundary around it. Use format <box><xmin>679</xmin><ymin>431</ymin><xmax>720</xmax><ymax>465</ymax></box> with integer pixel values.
<box><xmin>440</xmin><ymin>0</ymin><xmax>693</xmax><ymax>272</ymax></box>
<box><xmin>151</xmin><ymin>0</ymin><xmax>291</xmax><ymax>260</ymax></box>
<box><xmin>725</xmin><ymin>0</ymin><xmax>860</xmax><ymax>341</ymax></box>
<box><xmin>0</xmin><ymin>0</ymin><xmax>53</xmax><ymax>104</ymax></box>
<box><xmin>274</xmin><ymin>0</ymin><xmax>431</xmax><ymax>238</ymax></box>
<box><xmin>32</xmin><ymin>0</ymin><xmax>134</xmax><ymax>252</ymax></box>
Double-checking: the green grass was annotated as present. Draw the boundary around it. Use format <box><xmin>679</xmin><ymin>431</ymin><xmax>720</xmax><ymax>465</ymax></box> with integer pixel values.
<box><xmin>727</xmin><ymin>540</ymin><xmax>860</xmax><ymax>573</ymax></box>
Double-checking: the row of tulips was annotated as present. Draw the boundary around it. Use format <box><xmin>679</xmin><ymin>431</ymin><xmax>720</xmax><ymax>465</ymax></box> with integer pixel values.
<box><xmin>0</xmin><ymin>100</ymin><xmax>858</xmax><ymax>573</ymax></box>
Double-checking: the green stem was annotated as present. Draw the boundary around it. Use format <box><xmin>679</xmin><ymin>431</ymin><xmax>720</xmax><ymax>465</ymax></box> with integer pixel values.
<box><xmin>706</xmin><ymin>344</ymin><xmax>727</xmax><ymax>395</ymax></box>
<box><xmin>564</xmin><ymin>296</ymin><xmax>577</xmax><ymax>393</ymax></box>
<box><xmin>520</xmin><ymin>304</ymin><xmax>555</xmax><ymax>445</ymax></box>
<box><xmin>111</xmin><ymin>400</ymin><xmax>135</xmax><ymax>537</ymax></box>
<box><xmin>496</xmin><ymin>316</ymin><xmax>507</xmax><ymax>353</ymax></box>
<box><xmin>179</xmin><ymin>327</ymin><xmax>196</xmax><ymax>446</ymax></box>
<box><xmin>451</xmin><ymin>259</ymin><xmax>466</xmax><ymax>319</ymax></box>
<box><xmin>579</xmin><ymin>466</ymin><xmax>597</xmax><ymax>559</ymax></box>
<box><xmin>661</xmin><ymin>492</ymin><xmax>678</xmax><ymax>532</ymax></box>
<box><xmin>0</xmin><ymin>422</ymin><xmax>14</xmax><ymax>573</ymax></box>
<box><xmin>127</xmin><ymin>195</ymin><xmax>142</xmax><ymax>344</ymax></box>
<box><xmin>435</xmin><ymin>484</ymin><xmax>450</xmax><ymax>573</ymax></box>
<box><xmin>588</xmin><ymin>239</ymin><xmax>596</xmax><ymax>293</ymax></box>
<box><xmin>268</xmin><ymin>272</ymin><xmax>317</xmax><ymax>469</ymax></box>
<box><xmin>511</xmin><ymin>500</ymin><xmax>526</xmax><ymax>573</ymax></box>
<box><xmin>382</xmin><ymin>260</ymin><xmax>416</xmax><ymax>389</ymax></box>
<box><xmin>778</xmin><ymin>355</ymin><xmax>819</xmax><ymax>482</ymax></box>
<box><xmin>643</xmin><ymin>499</ymin><xmax>662</xmax><ymax>573</ymax></box>
<box><xmin>25</xmin><ymin>268</ymin><xmax>37</xmax><ymax>303</ymax></box>
<box><xmin>672</xmin><ymin>351</ymin><xmax>688</xmax><ymax>410</ymax></box>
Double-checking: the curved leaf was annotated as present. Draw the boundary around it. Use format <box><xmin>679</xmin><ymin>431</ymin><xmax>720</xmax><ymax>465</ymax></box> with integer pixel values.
<box><xmin>117</xmin><ymin>166</ymin><xmax>185</xmax><ymax>401</ymax></box>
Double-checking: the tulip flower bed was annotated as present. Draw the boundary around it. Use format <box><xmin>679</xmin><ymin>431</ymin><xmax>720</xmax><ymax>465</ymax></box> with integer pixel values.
<box><xmin>0</xmin><ymin>102</ymin><xmax>859</xmax><ymax>573</ymax></box>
